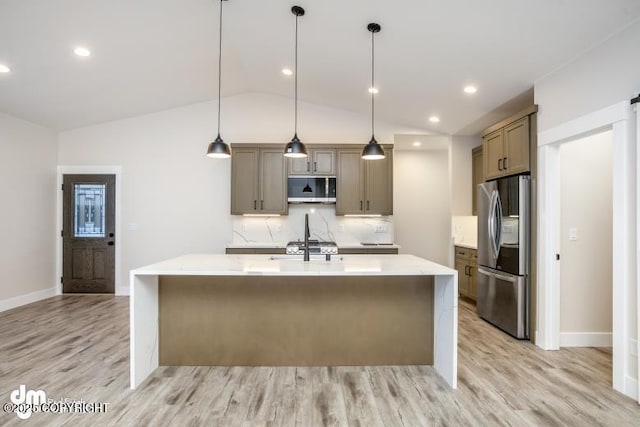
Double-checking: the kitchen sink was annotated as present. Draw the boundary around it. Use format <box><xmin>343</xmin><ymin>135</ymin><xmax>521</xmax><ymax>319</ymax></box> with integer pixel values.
<box><xmin>268</xmin><ymin>255</ymin><xmax>343</xmax><ymax>262</ymax></box>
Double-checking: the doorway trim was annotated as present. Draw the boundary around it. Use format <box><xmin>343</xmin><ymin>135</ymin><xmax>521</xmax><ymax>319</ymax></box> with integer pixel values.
<box><xmin>56</xmin><ymin>166</ymin><xmax>124</xmax><ymax>295</ymax></box>
<box><xmin>537</xmin><ymin>100</ymin><xmax>636</xmax><ymax>399</ymax></box>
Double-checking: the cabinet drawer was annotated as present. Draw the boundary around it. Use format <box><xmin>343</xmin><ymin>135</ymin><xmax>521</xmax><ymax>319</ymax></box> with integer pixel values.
<box><xmin>469</xmin><ymin>249</ymin><xmax>478</xmax><ymax>265</ymax></box>
<box><xmin>454</xmin><ymin>246</ymin><xmax>469</xmax><ymax>259</ymax></box>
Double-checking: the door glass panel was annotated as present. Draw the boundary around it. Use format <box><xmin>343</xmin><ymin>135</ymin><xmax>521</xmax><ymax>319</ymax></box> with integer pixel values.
<box><xmin>74</xmin><ymin>184</ymin><xmax>106</xmax><ymax>238</ymax></box>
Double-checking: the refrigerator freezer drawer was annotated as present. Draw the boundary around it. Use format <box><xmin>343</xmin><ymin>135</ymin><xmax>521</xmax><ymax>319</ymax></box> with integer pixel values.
<box><xmin>476</xmin><ymin>267</ymin><xmax>528</xmax><ymax>339</ymax></box>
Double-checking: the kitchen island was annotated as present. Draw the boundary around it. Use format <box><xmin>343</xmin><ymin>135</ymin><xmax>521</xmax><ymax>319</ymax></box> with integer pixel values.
<box><xmin>130</xmin><ymin>254</ymin><xmax>458</xmax><ymax>389</ymax></box>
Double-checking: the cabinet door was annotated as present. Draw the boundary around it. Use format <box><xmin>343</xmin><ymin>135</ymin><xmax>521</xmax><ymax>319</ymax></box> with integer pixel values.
<box><xmin>288</xmin><ymin>156</ymin><xmax>310</xmax><ymax>175</ymax></box>
<box><xmin>504</xmin><ymin>116</ymin><xmax>530</xmax><ymax>174</ymax></box>
<box><xmin>231</xmin><ymin>148</ymin><xmax>260</xmax><ymax>214</ymax></box>
<box><xmin>472</xmin><ymin>146</ymin><xmax>483</xmax><ymax>215</ymax></box>
<box><xmin>483</xmin><ymin>129</ymin><xmax>504</xmax><ymax>180</ymax></box>
<box><xmin>336</xmin><ymin>149</ymin><xmax>364</xmax><ymax>215</ymax></box>
<box><xmin>312</xmin><ymin>149</ymin><xmax>336</xmax><ymax>175</ymax></box>
<box><xmin>455</xmin><ymin>258</ymin><xmax>469</xmax><ymax>297</ymax></box>
<box><xmin>259</xmin><ymin>148</ymin><xmax>288</xmax><ymax>214</ymax></box>
<box><xmin>469</xmin><ymin>266</ymin><xmax>477</xmax><ymax>300</ymax></box>
<box><xmin>365</xmin><ymin>150</ymin><xmax>393</xmax><ymax>215</ymax></box>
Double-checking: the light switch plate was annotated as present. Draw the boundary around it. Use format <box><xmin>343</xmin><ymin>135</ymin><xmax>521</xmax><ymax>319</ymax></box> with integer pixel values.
<box><xmin>569</xmin><ymin>227</ymin><xmax>578</xmax><ymax>241</ymax></box>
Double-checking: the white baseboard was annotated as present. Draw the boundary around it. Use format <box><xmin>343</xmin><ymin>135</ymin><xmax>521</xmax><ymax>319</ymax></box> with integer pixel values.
<box><xmin>116</xmin><ymin>286</ymin><xmax>130</xmax><ymax>296</ymax></box>
<box><xmin>559</xmin><ymin>332</ymin><xmax>612</xmax><ymax>347</ymax></box>
<box><xmin>623</xmin><ymin>375</ymin><xmax>638</xmax><ymax>401</ymax></box>
<box><xmin>0</xmin><ymin>287</ymin><xmax>58</xmax><ymax>313</ymax></box>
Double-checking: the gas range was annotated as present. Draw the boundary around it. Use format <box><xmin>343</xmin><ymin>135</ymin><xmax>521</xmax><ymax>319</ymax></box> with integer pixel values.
<box><xmin>285</xmin><ymin>240</ymin><xmax>338</xmax><ymax>256</ymax></box>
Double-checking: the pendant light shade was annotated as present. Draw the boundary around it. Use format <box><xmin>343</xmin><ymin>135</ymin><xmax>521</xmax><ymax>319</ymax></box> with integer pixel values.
<box><xmin>207</xmin><ymin>134</ymin><xmax>231</xmax><ymax>158</ymax></box>
<box><xmin>284</xmin><ymin>6</ymin><xmax>308</xmax><ymax>158</ymax></box>
<box><xmin>362</xmin><ymin>22</ymin><xmax>385</xmax><ymax>160</ymax></box>
<box><xmin>206</xmin><ymin>0</ymin><xmax>231</xmax><ymax>159</ymax></box>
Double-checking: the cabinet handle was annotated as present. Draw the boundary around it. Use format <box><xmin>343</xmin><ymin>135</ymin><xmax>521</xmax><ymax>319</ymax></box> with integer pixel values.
<box><xmin>261</xmin><ymin>200</ymin><xmax>264</xmax><ymax>210</ymax></box>
<box><xmin>314</xmin><ymin>161</ymin><xmax>317</xmax><ymax>172</ymax></box>
<box><xmin>498</xmin><ymin>158</ymin><xmax>503</xmax><ymax>171</ymax></box>
<box><xmin>503</xmin><ymin>157</ymin><xmax>508</xmax><ymax>169</ymax></box>
<box><xmin>360</xmin><ymin>200</ymin><xmax>363</xmax><ymax>210</ymax></box>
<box><xmin>464</xmin><ymin>265</ymin><xmax>468</xmax><ymax>275</ymax></box>
<box><xmin>254</xmin><ymin>200</ymin><xmax>257</xmax><ymax>210</ymax></box>
<box><xmin>307</xmin><ymin>162</ymin><xmax>310</xmax><ymax>172</ymax></box>
<box><xmin>367</xmin><ymin>200</ymin><xmax>370</xmax><ymax>211</ymax></box>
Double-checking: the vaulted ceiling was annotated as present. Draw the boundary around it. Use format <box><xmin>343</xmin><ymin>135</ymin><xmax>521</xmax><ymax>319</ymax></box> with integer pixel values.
<box><xmin>0</xmin><ymin>0</ymin><xmax>639</xmax><ymax>134</ymax></box>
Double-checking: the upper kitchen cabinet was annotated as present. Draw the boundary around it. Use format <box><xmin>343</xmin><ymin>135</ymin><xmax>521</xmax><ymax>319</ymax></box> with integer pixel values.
<box><xmin>231</xmin><ymin>145</ymin><xmax>288</xmax><ymax>215</ymax></box>
<box><xmin>336</xmin><ymin>147</ymin><xmax>393</xmax><ymax>215</ymax></box>
<box><xmin>288</xmin><ymin>147</ymin><xmax>336</xmax><ymax>175</ymax></box>
<box><xmin>472</xmin><ymin>146</ymin><xmax>483</xmax><ymax>216</ymax></box>
<box><xmin>482</xmin><ymin>106</ymin><xmax>537</xmax><ymax>181</ymax></box>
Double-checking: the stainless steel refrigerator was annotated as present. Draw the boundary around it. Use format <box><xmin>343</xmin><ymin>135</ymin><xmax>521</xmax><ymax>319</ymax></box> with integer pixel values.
<box><xmin>477</xmin><ymin>174</ymin><xmax>530</xmax><ymax>339</ymax></box>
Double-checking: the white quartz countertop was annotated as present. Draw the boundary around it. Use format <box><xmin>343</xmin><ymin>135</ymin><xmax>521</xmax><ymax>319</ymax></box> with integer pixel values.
<box><xmin>131</xmin><ymin>254</ymin><xmax>454</xmax><ymax>277</ymax></box>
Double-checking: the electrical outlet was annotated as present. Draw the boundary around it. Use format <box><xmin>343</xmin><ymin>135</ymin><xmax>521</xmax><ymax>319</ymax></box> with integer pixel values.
<box><xmin>631</xmin><ymin>339</ymin><xmax>639</xmax><ymax>357</ymax></box>
<box><xmin>242</xmin><ymin>224</ymin><xmax>248</xmax><ymax>232</ymax></box>
<box><xmin>375</xmin><ymin>225</ymin><xmax>387</xmax><ymax>233</ymax></box>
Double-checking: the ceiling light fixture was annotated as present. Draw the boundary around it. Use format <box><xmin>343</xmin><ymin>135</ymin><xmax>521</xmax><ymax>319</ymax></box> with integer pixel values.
<box><xmin>73</xmin><ymin>47</ymin><xmax>91</xmax><ymax>57</ymax></box>
<box><xmin>284</xmin><ymin>6</ymin><xmax>308</xmax><ymax>158</ymax></box>
<box><xmin>368</xmin><ymin>87</ymin><xmax>379</xmax><ymax>94</ymax></box>
<box><xmin>362</xmin><ymin>23</ymin><xmax>385</xmax><ymax>160</ymax></box>
<box><xmin>282</xmin><ymin>68</ymin><xmax>293</xmax><ymax>76</ymax></box>
<box><xmin>0</xmin><ymin>64</ymin><xmax>10</xmax><ymax>73</ymax></box>
<box><xmin>412</xmin><ymin>141</ymin><xmax>422</xmax><ymax>147</ymax></box>
<box><xmin>206</xmin><ymin>0</ymin><xmax>232</xmax><ymax>159</ymax></box>
<box><xmin>429</xmin><ymin>116</ymin><xmax>441</xmax><ymax>123</ymax></box>
<box><xmin>464</xmin><ymin>85</ymin><xmax>477</xmax><ymax>94</ymax></box>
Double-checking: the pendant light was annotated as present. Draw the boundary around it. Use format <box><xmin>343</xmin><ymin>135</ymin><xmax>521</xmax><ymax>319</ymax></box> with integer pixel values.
<box><xmin>362</xmin><ymin>23</ymin><xmax>385</xmax><ymax>160</ymax></box>
<box><xmin>284</xmin><ymin>6</ymin><xmax>308</xmax><ymax>158</ymax></box>
<box><xmin>206</xmin><ymin>0</ymin><xmax>231</xmax><ymax>158</ymax></box>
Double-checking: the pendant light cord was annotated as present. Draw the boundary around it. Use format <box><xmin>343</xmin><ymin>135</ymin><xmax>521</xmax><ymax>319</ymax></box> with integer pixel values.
<box><xmin>217</xmin><ymin>0</ymin><xmax>223</xmax><ymax>136</ymax></box>
<box><xmin>371</xmin><ymin>29</ymin><xmax>375</xmax><ymax>137</ymax></box>
<box><xmin>294</xmin><ymin>13</ymin><xmax>299</xmax><ymax>136</ymax></box>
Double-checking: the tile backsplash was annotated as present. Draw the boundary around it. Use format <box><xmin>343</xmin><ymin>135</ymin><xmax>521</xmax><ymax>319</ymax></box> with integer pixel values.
<box><xmin>231</xmin><ymin>205</ymin><xmax>394</xmax><ymax>245</ymax></box>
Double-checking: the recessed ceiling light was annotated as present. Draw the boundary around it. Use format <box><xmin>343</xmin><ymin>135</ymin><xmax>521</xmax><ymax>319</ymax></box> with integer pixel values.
<box><xmin>368</xmin><ymin>87</ymin><xmax>379</xmax><ymax>94</ymax></box>
<box><xmin>463</xmin><ymin>85</ymin><xmax>477</xmax><ymax>94</ymax></box>
<box><xmin>73</xmin><ymin>47</ymin><xmax>91</xmax><ymax>57</ymax></box>
<box><xmin>429</xmin><ymin>116</ymin><xmax>441</xmax><ymax>123</ymax></box>
<box><xmin>412</xmin><ymin>141</ymin><xmax>422</xmax><ymax>147</ymax></box>
<box><xmin>0</xmin><ymin>64</ymin><xmax>10</xmax><ymax>73</ymax></box>
<box><xmin>282</xmin><ymin>68</ymin><xmax>293</xmax><ymax>76</ymax></box>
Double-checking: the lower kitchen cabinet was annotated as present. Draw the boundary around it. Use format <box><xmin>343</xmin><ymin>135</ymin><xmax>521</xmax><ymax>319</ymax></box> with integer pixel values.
<box><xmin>225</xmin><ymin>248</ymin><xmax>286</xmax><ymax>255</ymax></box>
<box><xmin>455</xmin><ymin>246</ymin><xmax>477</xmax><ymax>301</ymax></box>
<box><xmin>338</xmin><ymin>247</ymin><xmax>399</xmax><ymax>255</ymax></box>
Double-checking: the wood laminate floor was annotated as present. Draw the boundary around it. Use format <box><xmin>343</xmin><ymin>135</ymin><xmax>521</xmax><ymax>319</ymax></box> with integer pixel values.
<box><xmin>0</xmin><ymin>295</ymin><xmax>638</xmax><ymax>426</ymax></box>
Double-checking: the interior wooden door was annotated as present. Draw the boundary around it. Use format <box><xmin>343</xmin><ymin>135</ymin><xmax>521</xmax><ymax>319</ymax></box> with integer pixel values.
<box><xmin>63</xmin><ymin>174</ymin><xmax>115</xmax><ymax>293</ymax></box>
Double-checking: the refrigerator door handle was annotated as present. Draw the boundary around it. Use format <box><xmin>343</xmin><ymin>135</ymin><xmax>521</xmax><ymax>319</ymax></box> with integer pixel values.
<box><xmin>495</xmin><ymin>190</ymin><xmax>503</xmax><ymax>256</ymax></box>
<box><xmin>488</xmin><ymin>191</ymin><xmax>500</xmax><ymax>260</ymax></box>
<box><xmin>478</xmin><ymin>267</ymin><xmax>517</xmax><ymax>283</ymax></box>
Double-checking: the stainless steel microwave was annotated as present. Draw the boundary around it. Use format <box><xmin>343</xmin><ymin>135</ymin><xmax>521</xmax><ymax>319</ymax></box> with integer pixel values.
<box><xmin>288</xmin><ymin>176</ymin><xmax>336</xmax><ymax>203</ymax></box>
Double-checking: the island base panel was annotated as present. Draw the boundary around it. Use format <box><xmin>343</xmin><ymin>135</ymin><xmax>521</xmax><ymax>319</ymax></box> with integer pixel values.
<box><xmin>159</xmin><ymin>275</ymin><xmax>434</xmax><ymax>366</ymax></box>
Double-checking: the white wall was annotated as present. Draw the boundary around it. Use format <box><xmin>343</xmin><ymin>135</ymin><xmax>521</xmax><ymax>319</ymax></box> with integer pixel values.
<box><xmin>0</xmin><ymin>113</ymin><xmax>57</xmax><ymax>309</ymax></box>
<box><xmin>394</xmin><ymin>149</ymin><xmax>451</xmax><ymax>265</ymax></box>
<box><xmin>535</xmin><ymin>20</ymin><xmax>640</xmax><ymax>132</ymax></box>
<box><xmin>535</xmin><ymin>20</ymin><xmax>638</xmax><ymax>398</ymax></box>
<box><xmin>58</xmin><ymin>92</ymin><xmax>430</xmax><ymax>292</ymax></box>
<box><xmin>560</xmin><ymin>130</ymin><xmax>613</xmax><ymax>344</ymax></box>
<box><xmin>450</xmin><ymin>135</ymin><xmax>482</xmax><ymax>216</ymax></box>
